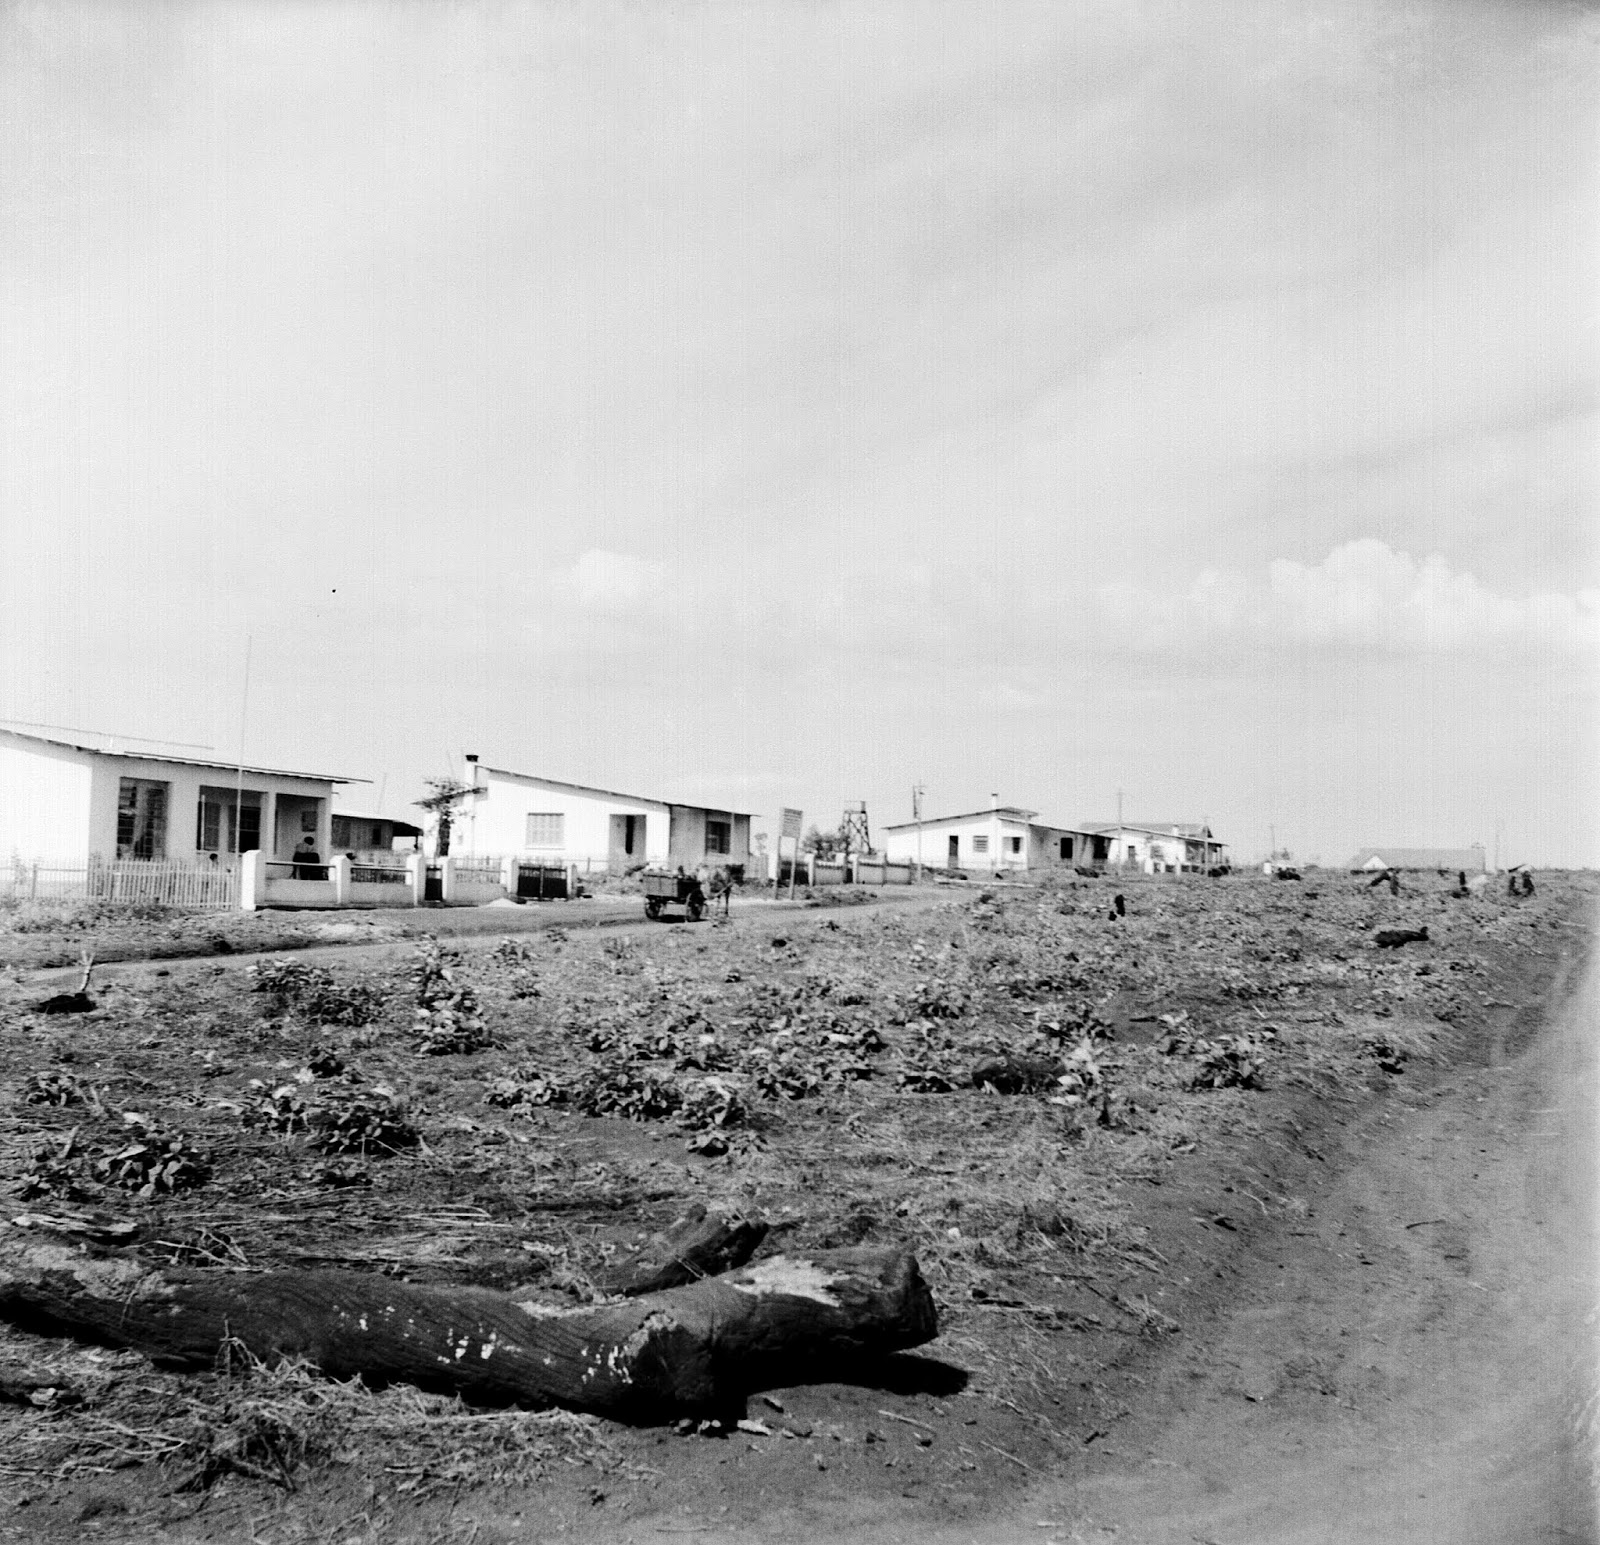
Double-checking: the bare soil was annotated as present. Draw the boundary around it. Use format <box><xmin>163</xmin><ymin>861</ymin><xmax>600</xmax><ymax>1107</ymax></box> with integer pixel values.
<box><xmin>0</xmin><ymin>871</ymin><xmax>1589</xmax><ymax>1544</ymax></box>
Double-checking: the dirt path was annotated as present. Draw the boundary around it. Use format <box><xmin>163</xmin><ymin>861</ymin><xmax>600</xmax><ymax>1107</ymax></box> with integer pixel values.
<box><xmin>18</xmin><ymin>888</ymin><xmax>958</xmax><ymax>988</ymax></box>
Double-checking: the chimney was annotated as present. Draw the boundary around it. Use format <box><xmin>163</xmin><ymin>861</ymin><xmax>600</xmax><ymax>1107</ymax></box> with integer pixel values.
<box><xmin>990</xmin><ymin>792</ymin><xmax>1000</xmax><ymax>811</ymax></box>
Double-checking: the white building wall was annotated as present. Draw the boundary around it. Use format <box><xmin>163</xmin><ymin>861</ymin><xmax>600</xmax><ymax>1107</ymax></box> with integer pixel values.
<box><xmin>468</xmin><ymin>772</ymin><xmax>668</xmax><ymax>866</ymax></box>
<box><xmin>0</xmin><ymin>738</ymin><xmax>93</xmax><ymax>865</ymax></box>
<box><xmin>0</xmin><ymin>734</ymin><xmax>335</xmax><ymax>866</ymax></box>
<box><xmin>883</xmin><ymin>815</ymin><xmax>1029</xmax><ymax>872</ymax></box>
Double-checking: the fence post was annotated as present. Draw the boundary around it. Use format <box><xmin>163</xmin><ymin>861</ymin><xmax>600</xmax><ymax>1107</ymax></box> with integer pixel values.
<box><xmin>405</xmin><ymin>853</ymin><xmax>427</xmax><ymax>908</ymax></box>
<box><xmin>501</xmin><ymin>857</ymin><xmax>518</xmax><ymax>897</ymax></box>
<box><xmin>29</xmin><ymin>863</ymin><xmax>38</xmax><ymax>900</ymax></box>
<box><xmin>330</xmin><ymin>854</ymin><xmax>352</xmax><ymax>906</ymax></box>
<box><xmin>439</xmin><ymin>855</ymin><xmax>457</xmax><ymax>904</ymax></box>
<box><xmin>240</xmin><ymin>850</ymin><xmax>265</xmax><ymax>911</ymax></box>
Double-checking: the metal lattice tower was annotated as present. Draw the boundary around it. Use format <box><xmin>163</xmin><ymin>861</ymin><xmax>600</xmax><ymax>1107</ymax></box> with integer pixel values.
<box><xmin>841</xmin><ymin>801</ymin><xmax>871</xmax><ymax>857</ymax></box>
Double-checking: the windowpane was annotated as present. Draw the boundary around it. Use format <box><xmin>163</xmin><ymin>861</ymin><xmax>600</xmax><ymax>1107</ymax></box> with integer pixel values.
<box><xmin>117</xmin><ymin>778</ymin><xmax>168</xmax><ymax>860</ymax></box>
<box><xmin>526</xmin><ymin>813</ymin><xmax>564</xmax><ymax>848</ymax></box>
<box><xmin>706</xmin><ymin>819</ymin><xmax>731</xmax><ymax>855</ymax></box>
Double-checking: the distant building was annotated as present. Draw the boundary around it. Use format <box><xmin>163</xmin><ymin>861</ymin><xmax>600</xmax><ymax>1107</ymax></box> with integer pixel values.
<box><xmin>1080</xmin><ymin>822</ymin><xmax>1228</xmax><ymax>873</ymax></box>
<box><xmin>460</xmin><ymin>764</ymin><xmax>754</xmax><ymax>875</ymax></box>
<box><xmin>1348</xmin><ymin>846</ymin><xmax>1486</xmax><ymax>874</ymax></box>
<box><xmin>0</xmin><ymin>727</ymin><xmax>359</xmax><ymax>868</ymax></box>
<box><xmin>882</xmin><ymin>798</ymin><xmax>1102</xmax><ymax>874</ymax></box>
<box><xmin>329</xmin><ymin>809</ymin><xmax>424</xmax><ymax>861</ymax></box>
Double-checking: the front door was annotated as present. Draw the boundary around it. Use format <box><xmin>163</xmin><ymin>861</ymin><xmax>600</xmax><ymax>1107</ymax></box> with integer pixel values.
<box><xmin>609</xmin><ymin>813</ymin><xmax>644</xmax><ymax>873</ymax></box>
<box><xmin>948</xmin><ymin>834</ymin><xmax>959</xmax><ymax>866</ymax></box>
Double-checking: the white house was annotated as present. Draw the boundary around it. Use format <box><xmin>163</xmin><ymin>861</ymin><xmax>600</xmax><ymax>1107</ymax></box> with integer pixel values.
<box><xmin>1081</xmin><ymin>822</ymin><xmax>1228</xmax><ymax>873</ymax></box>
<box><xmin>0</xmin><ymin>728</ymin><xmax>360</xmax><ymax>869</ymax></box>
<box><xmin>882</xmin><ymin>798</ymin><xmax>1102</xmax><ymax>875</ymax></box>
<box><xmin>458</xmin><ymin>762</ymin><xmax>755</xmax><ymax>876</ymax></box>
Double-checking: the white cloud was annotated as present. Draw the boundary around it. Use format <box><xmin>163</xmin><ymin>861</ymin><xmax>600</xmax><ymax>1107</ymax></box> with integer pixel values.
<box><xmin>1098</xmin><ymin>540</ymin><xmax>1599</xmax><ymax>656</ymax></box>
<box><xmin>565</xmin><ymin>550</ymin><xmax>665</xmax><ymax>612</ymax></box>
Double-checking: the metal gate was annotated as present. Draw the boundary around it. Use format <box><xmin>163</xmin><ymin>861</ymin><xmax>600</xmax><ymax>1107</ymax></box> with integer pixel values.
<box><xmin>515</xmin><ymin>863</ymin><xmax>568</xmax><ymax>900</ymax></box>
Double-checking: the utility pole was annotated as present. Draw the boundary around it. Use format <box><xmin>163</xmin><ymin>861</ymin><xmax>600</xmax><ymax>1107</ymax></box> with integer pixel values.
<box><xmin>1116</xmin><ymin>788</ymin><xmax>1125</xmax><ymax>870</ymax></box>
<box><xmin>912</xmin><ymin>784</ymin><xmax>925</xmax><ymax>883</ymax></box>
<box><xmin>1269</xmin><ymin>824</ymin><xmax>1276</xmax><ymax>864</ymax></box>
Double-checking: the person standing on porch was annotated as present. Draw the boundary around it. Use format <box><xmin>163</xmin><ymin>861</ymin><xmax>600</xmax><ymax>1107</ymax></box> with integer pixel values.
<box><xmin>293</xmin><ymin>836</ymin><xmax>323</xmax><ymax>879</ymax></box>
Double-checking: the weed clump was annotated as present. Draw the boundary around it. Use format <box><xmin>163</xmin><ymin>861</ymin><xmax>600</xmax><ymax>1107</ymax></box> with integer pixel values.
<box><xmin>308</xmin><ymin>1085</ymin><xmax>419</xmax><ymax>1156</ymax></box>
<box><xmin>250</xmin><ymin>959</ymin><xmax>385</xmax><ymax>1027</ymax></box>
<box><xmin>412</xmin><ymin>941</ymin><xmax>495</xmax><ymax>1054</ymax></box>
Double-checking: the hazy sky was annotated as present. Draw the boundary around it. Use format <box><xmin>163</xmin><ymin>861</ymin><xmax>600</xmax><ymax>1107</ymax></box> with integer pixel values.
<box><xmin>1</xmin><ymin>0</ymin><xmax>1594</xmax><ymax>865</ymax></box>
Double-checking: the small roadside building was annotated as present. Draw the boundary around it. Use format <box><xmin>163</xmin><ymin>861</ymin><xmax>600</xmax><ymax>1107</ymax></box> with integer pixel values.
<box><xmin>459</xmin><ymin>764</ymin><xmax>755</xmax><ymax>876</ymax></box>
<box><xmin>0</xmin><ymin>728</ymin><xmax>360</xmax><ymax>869</ymax></box>
<box><xmin>882</xmin><ymin>798</ymin><xmax>1102</xmax><ymax>875</ymax></box>
<box><xmin>1348</xmin><ymin>846</ymin><xmax>1486</xmax><ymax>874</ymax></box>
<box><xmin>1081</xmin><ymin>822</ymin><xmax>1228</xmax><ymax>873</ymax></box>
<box><xmin>329</xmin><ymin>810</ymin><xmax>424</xmax><ymax>861</ymax></box>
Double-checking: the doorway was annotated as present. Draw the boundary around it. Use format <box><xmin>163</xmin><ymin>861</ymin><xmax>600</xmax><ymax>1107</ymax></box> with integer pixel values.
<box><xmin>948</xmin><ymin>834</ymin><xmax>959</xmax><ymax>867</ymax></box>
<box><xmin>609</xmin><ymin>813</ymin><xmax>645</xmax><ymax>873</ymax></box>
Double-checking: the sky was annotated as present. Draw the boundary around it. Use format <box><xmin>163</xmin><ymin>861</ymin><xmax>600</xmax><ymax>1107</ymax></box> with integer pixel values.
<box><xmin>0</xmin><ymin>0</ymin><xmax>1594</xmax><ymax>866</ymax></box>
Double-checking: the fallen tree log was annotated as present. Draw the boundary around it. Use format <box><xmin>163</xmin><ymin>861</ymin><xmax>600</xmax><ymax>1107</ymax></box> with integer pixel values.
<box><xmin>591</xmin><ymin>1203</ymin><xmax>768</xmax><ymax>1297</ymax></box>
<box><xmin>0</xmin><ymin>1228</ymin><xmax>936</xmax><ymax>1423</ymax></box>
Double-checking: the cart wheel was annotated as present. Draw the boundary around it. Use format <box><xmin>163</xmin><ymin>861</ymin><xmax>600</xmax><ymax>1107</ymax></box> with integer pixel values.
<box><xmin>645</xmin><ymin>898</ymin><xmax>662</xmax><ymax>920</ymax></box>
<box><xmin>687</xmin><ymin>897</ymin><xmax>705</xmax><ymax>922</ymax></box>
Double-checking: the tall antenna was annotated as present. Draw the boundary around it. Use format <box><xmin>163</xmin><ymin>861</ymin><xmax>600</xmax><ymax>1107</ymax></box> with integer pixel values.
<box><xmin>234</xmin><ymin>636</ymin><xmax>253</xmax><ymax>862</ymax></box>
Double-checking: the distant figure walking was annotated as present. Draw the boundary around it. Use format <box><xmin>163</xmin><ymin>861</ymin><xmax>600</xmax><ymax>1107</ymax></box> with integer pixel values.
<box><xmin>709</xmin><ymin>866</ymin><xmax>735</xmax><ymax>918</ymax></box>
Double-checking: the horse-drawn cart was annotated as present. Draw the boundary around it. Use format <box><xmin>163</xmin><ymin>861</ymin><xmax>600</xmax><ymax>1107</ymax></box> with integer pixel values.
<box><xmin>642</xmin><ymin>870</ymin><xmax>706</xmax><ymax>922</ymax></box>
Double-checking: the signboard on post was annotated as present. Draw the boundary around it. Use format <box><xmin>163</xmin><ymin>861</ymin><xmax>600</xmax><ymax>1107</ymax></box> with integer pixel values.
<box><xmin>780</xmin><ymin>808</ymin><xmax>803</xmax><ymax>896</ymax></box>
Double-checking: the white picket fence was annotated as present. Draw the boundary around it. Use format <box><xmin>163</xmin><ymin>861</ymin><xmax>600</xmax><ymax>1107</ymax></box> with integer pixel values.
<box><xmin>2</xmin><ymin>859</ymin><xmax>240</xmax><ymax>910</ymax></box>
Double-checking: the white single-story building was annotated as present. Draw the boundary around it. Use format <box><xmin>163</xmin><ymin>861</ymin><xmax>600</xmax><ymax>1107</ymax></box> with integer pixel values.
<box><xmin>1081</xmin><ymin>822</ymin><xmax>1228</xmax><ymax>873</ymax></box>
<box><xmin>1348</xmin><ymin>846</ymin><xmax>1486</xmax><ymax>874</ymax></box>
<box><xmin>457</xmin><ymin>763</ymin><xmax>755</xmax><ymax>876</ymax></box>
<box><xmin>882</xmin><ymin>799</ymin><xmax>1103</xmax><ymax>874</ymax></box>
<box><xmin>0</xmin><ymin>728</ymin><xmax>361</xmax><ymax>869</ymax></box>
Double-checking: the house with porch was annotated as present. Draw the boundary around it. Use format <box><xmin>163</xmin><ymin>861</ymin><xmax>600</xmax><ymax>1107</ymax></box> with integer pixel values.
<box><xmin>0</xmin><ymin>728</ymin><xmax>360</xmax><ymax>870</ymax></box>
<box><xmin>458</xmin><ymin>763</ymin><xmax>755</xmax><ymax>876</ymax></box>
<box><xmin>1080</xmin><ymin>821</ymin><xmax>1228</xmax><ymax>873</ymax></box>
<box><xmin>882</xmin><ymin>797</ymin><xmax>1103</xmax><ymax>874</ymax></box>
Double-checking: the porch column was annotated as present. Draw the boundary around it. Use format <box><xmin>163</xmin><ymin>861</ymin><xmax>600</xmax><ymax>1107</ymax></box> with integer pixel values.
<box><xmin>240</xmin><ymin>850</ymin><xmax>266</xmax><ymax>911</ymax></box>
